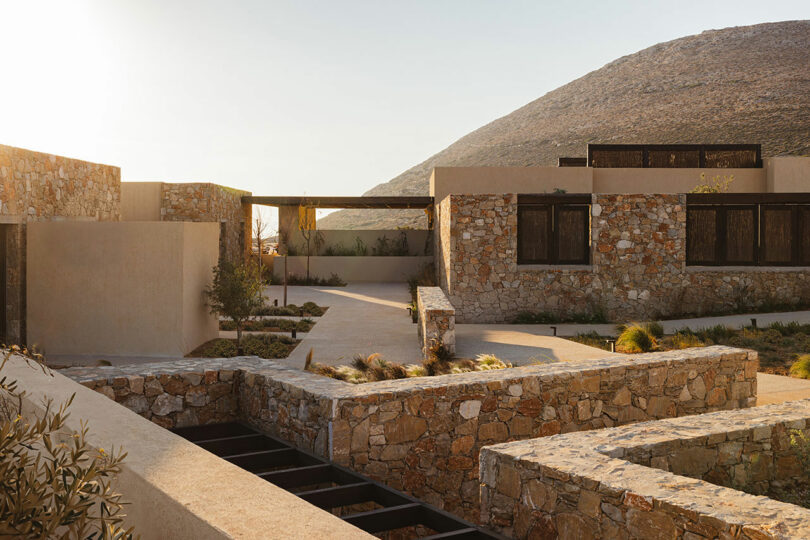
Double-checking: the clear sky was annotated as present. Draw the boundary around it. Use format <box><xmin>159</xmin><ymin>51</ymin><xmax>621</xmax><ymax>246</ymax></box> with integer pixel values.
<box><xmin>2</xmin><ymin>0</ymin><xmax>809</xmax><ymax>205</ymax></box>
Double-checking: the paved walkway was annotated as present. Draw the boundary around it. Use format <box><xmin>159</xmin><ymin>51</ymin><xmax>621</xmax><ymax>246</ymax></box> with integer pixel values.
<box><xmin>757</xmin><ymin>373</ymin><xmax>810</xmax><ymax>405</ymax></box>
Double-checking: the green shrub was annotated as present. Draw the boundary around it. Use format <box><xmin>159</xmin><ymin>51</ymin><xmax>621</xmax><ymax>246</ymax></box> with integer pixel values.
<box><xmin>204</xmin><ymin>260</ymin><xmax>263</xmax><ymax>350</ymax></box>
<box><xmin>242</xmin><ymin>334</ymin><xmax>295</xmax><ymax>359</ymax></box>
<box><xmin>644</xmin><ymin>321</ymin><xmax>665</xmax><ymax>339</ymax></box>
<box><xmin>616</xmin><ymin>324</ymin><xmax>657</xmax><ymax>353</ymax></box>
<box><xmin>513</xmin><ymin>311</ymin><xmax>557</xmax><ymax>324</ymax></box>
<box><xmin>669</xmin><ymin>333</ymin><xmax>705</xmax><ymax>349</ymax></box>
<box><xmin>790</xmin><ymin>355</ymin><xmax>810</xmax><ymax>379</ymax></box>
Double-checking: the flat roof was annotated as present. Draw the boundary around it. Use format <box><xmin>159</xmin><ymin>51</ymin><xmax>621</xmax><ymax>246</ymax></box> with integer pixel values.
<box><xmin>243</xmin><ymin>195</ymin><xmax>433</xmax><ymax>209</ymax></box>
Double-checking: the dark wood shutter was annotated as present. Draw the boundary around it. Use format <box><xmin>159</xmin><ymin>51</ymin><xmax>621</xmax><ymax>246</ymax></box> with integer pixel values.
<box><xmin>761</xmin><ymin>206</ymin><xmax>794</xmax><ymax>264</ymax></box>
<box><xmin>518</xmin><ymin>205</ymin><xmax>550</xmax><ymax>263</ymax></box>
<box><xmin>724</xmin><ymin>207</ymin><xmax>757</xmax><ymax>264</ymax></box>
<box><xmin>686</xmin><ymin>208</ymin><xmax>718</xmax><ymax>264</ymax></box>
<box><xmin>800</xmin><ymin>207</ymin><xmax>810</xmax><ymax>265</ymax></box>
<box><xmin>556</xmin><ymin>206</ymin><xmax>589</xmax><ymax>263</ymax></box>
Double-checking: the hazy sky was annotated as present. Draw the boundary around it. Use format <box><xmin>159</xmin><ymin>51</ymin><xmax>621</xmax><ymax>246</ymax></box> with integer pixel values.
<box><xmin>2</xmin><ymin>0</ymin><xmax>809</xmax><ymax>205</ymax></box>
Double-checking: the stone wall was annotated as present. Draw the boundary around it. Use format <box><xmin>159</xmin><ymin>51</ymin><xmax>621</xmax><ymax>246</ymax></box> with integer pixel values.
<box><xmin>160</xmin><ymin>182</ymin><xmax>249</xmax><ymax>261</ymax></box>
<box><xmin>63</xmin><ymin>346</ymin><xmax>756</xmax><ymax>524</ymax></box>
<box><xmin>480</xmin><ymin>399</ymin><xmax>810</xmax><ymax>539</ymax></box>
<box><xmin>437</xmin><ymin>193</ymin><xmax>810</xmax><ymax>322</ymax></box>
<box><xmin>417</xmin><ymin>286</ymin><xmax>456</xmax><ymax>358</ymax></box>
<box><xmin>0</xmin><ymin>144</ymin><xmax>121</xmax><ymax>344</ymax></box>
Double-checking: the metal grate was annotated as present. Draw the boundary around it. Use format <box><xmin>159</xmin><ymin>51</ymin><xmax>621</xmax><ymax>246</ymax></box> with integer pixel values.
<box><xmin>172</xmin><ymin>422</ymin><xmax>504</xmax><ymax>539</ymax></box>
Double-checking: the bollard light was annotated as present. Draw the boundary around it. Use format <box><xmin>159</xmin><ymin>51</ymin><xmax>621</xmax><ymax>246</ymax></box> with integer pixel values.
<box><xmin>292</xmin><ymin>328</ymin><xmax>297</xmax><ymax>339</ymax></box>
<box><xmin>550</xmin><ymin>326</ymin><xmax>557</xmax><ymax>337</ymax></box>
<box><xmin>751</xmin><ymin>318</ymin><xmax>757</xmax><ymax>329</ymax></box>
<box><xmin>606</xmin><ymin>339</ymin><xmax>616</xmax><ymax>353</ymax></box>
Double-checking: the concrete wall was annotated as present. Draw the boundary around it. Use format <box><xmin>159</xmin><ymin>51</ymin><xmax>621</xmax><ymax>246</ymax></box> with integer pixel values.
<box><xmin>429</xmin><ymin>161</ymin><xmax>810</xmax><ymax>199</ymax></box>
<box><xmin>277</xmin><ymin>255</ymin><xmax>434</xmax><ymax>282</ymax></box>
<box><xmin>284</xmin><ymin>229</ymin><xmax>432</xmax><ymax>256</ymax></box>
<box><xmin>7</xmin><ymin>355</ymin><xmax>371</xmax><ymax>539</ymax></box>
<box><xmin>26</xmin><ymin>222</ymin><xmax>219</xmax><ymax>357</ymax></box>
<box><xmin>765</xmin><ymin>156</ymin><xmax>810</xmax><ymax>192</ymax></box>
<box><xmin>121</xmin><ymin>182</ymin><xmax>162</xmax><ymax>221</ymax></box>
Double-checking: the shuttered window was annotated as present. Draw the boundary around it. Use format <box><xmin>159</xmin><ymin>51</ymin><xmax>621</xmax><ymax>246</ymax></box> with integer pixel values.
<box><xmin>517</xmin><ymin>195</ymin><xmax>590</xmax><ymax>265</ymax></box>
<box><xmin>686</xmin><ymin>195</ymin><xmax>810</xmax><ymax>267</ymax></box>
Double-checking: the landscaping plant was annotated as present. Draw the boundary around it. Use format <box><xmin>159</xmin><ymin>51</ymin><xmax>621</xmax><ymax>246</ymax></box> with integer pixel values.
<box><xmin>0</xmin><ymin>347</ymin><xmax>134</xmax><ymax>538</ymax></box>
<box><xmin>789</xmin><ymin>355</ymin><xmax>810</xmax><ymax>379</ymax></box>
<box><xmin>616</xmin><ymin>323</ymin><xmax>657</xmax><ymax>353</ymax></box>
<box><xmin>204</xmin><ymin>260</ymin><xmax>263</xmax><ymax>351</ymax></box>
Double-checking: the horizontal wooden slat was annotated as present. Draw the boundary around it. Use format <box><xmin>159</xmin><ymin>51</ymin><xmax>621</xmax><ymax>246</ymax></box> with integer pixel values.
<box><xmin>687</xmin><ymin>193</ymin><xmax>810</xmax><ymax>204</ymax></box>
<box><xmin>518</xmin><ymin>193</ymin><xmax>592</xmax><ymax>205</ymax></box>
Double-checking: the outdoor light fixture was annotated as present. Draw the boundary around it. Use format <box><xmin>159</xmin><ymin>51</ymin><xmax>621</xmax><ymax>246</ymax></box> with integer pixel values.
<box><xmin>292</xmin><ymin>328</ymin><xmax>297</xmax><ymax>339</ymax></box>
<box><xmin>751</xmin><ymin>318</ymin><xmax>757</xmax><ymax>328</ymax></box>
<box><xmin>606</xmin><ymin>339</ymin><xmax>616</xmax><ymax>353</ymax></box>
<box><xmin>274</xmin><ymin>299</ymin><xmax>278</xmax><ymax>306</ymax></box>
<box><xmin>550</xmin><ymin>326</ymin><xmax>557</xmax><ymax>336</ymax></box>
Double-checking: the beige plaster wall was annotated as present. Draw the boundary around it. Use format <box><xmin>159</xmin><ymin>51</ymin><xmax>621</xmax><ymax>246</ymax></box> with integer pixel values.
<box><xmin>430</xmin><ymin>165</ymin><xmax>774</xmax><ymax>198</ymax></box>
<box><xmin>5</xmin><ymin>354</ymin><xmax>371</xmax><ymax>539</ymax></box>
<box><xmin>121</xmin><ymin>182</ymin><xmax>162</xmax><ymax>221</ymax></box>
<box><xmin>765</xmin><ymin>156</ymin><xmax>810</xmax><ymax>192</ymax></box>
<box><xmin>592</xmin><ymin>167</ymin><xmax>765</xmax><ymax>192</ymax></box>
<box><xmin>26</xmin><ymin>222</ymin><xmax>219</xmax><ymax>357</ymax></box>
<box><xmin>277</xmin><ymin>255</ymin><xmax>434</xmax><ymax>282</ymax></box>
<box><xmin>430</xmin><ymin>166</ymin><xmax>593</xmax><ymax>201</ymax></box>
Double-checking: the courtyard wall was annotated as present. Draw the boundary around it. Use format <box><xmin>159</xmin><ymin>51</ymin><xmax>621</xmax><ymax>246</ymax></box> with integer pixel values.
<box><xmin>65</xmin><ymin>346</ymin><xmax>757</xmax><ymax>523</ymax></box>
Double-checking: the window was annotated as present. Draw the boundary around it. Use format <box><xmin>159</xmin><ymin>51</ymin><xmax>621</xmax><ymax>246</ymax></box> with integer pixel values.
<box><xmin>517</xmin><ymin>195</ymin><xmax>590</xmax><ymax>265</ymax></box>
<box><xmin>686</xmin><ymin>194</ymin><xmax>810</xmax><ymax>266</ymax></box>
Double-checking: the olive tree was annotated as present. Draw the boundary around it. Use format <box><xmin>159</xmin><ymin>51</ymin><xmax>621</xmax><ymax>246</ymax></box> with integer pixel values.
<box><xmin>204</xmin><ymin>260</ymin><xmax>263</xmax><ymax>350</ymax></box>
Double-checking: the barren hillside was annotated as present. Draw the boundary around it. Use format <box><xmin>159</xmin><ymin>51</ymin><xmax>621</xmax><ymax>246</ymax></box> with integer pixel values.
<box><xmin>319</xmin><ymin>20</ymin><xmax>810</xmax><ymax>229</ymax></box>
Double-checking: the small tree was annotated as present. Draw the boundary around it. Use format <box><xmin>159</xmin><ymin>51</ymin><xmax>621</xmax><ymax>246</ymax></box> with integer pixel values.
<box><xmin>0</xmin><ymin>346</ymin><xmax>134</xmax><ymax>538</ymax></box>
<box><xmin>297</xmin><ymin>205</ymin><xmax>324</xmax><ymax>285</ymax></box>
<box><xmin>204</xmin><ymin>261</ymin><xmax>262</xmax><ymax>351</ymax></box>
<box><xmin>254</xmin><ymin>213</ymin><xmax>270</xmax><ymax>302</ymax></box>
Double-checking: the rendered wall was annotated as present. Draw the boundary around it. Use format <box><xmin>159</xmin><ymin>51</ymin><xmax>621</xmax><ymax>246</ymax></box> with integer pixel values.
<box><xmin>26</xmin><ymin>221</ymin><xmax>218</xmax><ymax>357</ymax></box>
<box><xmin>0</xmin><ymin>144</ymin><xmax>121</xmax><ymax>345</ymax></box>
<box><xmin>284</xmin><ymin>229</ymin><xmax>432</xmax><ymax>256</ymax></box>
<box><xmin>438</xmin><ymin>193</ymin><xmax>810</xmax><ymax>322</ymax></box>
<box><xmin>120</xmin><ymin>182</ymin><xmax>161</xmax><ymax>221</ymax></box>
<box><xmin>765</xmin><ymin>156</ymin><xmax>810</xmax><ymax>192</ymax></box>
<box><xmin>277</xmin><ymin>255</ymin><xmax>434</xmax><ymax>282</ymax></box>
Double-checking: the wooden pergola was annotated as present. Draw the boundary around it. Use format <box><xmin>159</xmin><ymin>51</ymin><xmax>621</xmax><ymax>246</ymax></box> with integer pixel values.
<box><xmin>242</xmin><ymin>195</ymin><xmax>434</xmax><ymax>209</ymax></box>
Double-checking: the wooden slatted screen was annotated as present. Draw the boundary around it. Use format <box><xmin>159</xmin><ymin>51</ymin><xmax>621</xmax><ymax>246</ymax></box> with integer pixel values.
<box><xmin>518</xmin><ymin>206</ymin><xmax>550</xmax><ymax>263</ymax></box>
<box><xmin>724</xmin><ymin>207</ymin><xmax>757</xmax><ymax>264</ymax></box>
<box><xmin>761</xmin><ymin>206</ymin><xmax>794</xmax><ymax>264</ymax></box>
<box><xmin>686</xmin><ymin>208</ymin><xmax>717</xmax><ymax>264</ymax></box>
<box><xmin>801</xmin><ymin>207</ymin><xmax>810</xmax><ymax>265</ymax></box>
<box><xmin>648</xmin><ymin>149</ymin><xmax>700</xmax><ymax>168</ymax></box>
<box><xmin>557</xmin><ymin>206</ymin><xmax>589</xmax><ymax>263</ymax></box>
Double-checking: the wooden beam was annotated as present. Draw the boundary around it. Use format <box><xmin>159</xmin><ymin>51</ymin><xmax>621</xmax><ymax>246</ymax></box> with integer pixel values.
<box><xmin>242</xmin><ymin>196</ymin><xmax>434</xmax><ymax>209</ymax></box>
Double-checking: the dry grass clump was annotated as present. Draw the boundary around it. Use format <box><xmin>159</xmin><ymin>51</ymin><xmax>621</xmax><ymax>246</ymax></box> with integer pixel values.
<box><xmin>616</xmin><ymin>323</ymin><xmax>658</xmax><ymax>353</ymax></box>
<box><xmin>306</xmin><ymin>345</ymin><xmax>512</xmax><ymax>384</ymax></box>
<box><xmin>789</xmin><ymin>355</ymin><xmax>810</xmax><ymax>379</ymax></box>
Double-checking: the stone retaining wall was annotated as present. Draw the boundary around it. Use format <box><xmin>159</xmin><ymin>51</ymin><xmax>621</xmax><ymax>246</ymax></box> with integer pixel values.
<box><xmin>66</xmin><ymin>346</ymin><xmax>756</xmax><ymax>523</ymax></box>
<box><xmin>480</xmin><ymin>399</ymin><xmax>810</xmax><ymax>539</ymax></box>
<box><xmin>437</xmin><ymin>193</ymin><xmax>810</xmax><ymax>322</ymax></box>
<box><xmin>417</xmin><ymin>286</ymin><xmax>456</xmax><ymax>358</ymax></box>
<box><xmin>160</xmin><ymin>182</ymin><xmax>249</xmax><ymax>261</ymax></box>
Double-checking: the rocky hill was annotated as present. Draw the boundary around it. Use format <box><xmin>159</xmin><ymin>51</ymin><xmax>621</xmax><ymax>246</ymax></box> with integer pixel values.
<box><xmin>319</xmin><ymin>21</ymin><xmax>810</xmax><ymax>229</ymax></box>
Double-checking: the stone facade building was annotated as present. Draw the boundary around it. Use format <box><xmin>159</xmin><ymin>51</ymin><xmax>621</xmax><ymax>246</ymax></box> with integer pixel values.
<box><xmin>432</xmin><ymin>152</ymin><xmax>810</xmax><ymax>323</ymax></box>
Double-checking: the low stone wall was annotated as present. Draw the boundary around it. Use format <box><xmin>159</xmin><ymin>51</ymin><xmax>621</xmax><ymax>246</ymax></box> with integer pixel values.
<box><xmin>417</xmin><ymin>286</ymin><xmax>456</xmax><ymax>358</ymax></box>
<box><xmin>480</xmin><ymin>399</ymin><xmax>810</xmax><ymax>539</ymax></box>
<box><xmin>63</xmin><ymin>346</ymin><xmax>757</xmax><ymax>524</ymax></box>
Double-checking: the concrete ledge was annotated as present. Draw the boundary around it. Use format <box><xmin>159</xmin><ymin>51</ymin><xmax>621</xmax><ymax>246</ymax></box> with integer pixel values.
<box><xmin>11</xmin><ymin>356</ymin><xmax>370</xmax><ymax>539</ymax></box>
<box><xmin>481</xmin><ymin>399</ymin><xmax>810</xmax><ymax>539</ymax></box>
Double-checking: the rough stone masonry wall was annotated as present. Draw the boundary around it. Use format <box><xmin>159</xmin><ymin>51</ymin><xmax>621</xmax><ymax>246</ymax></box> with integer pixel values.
<box><xmin>480</xmin><ymin>399</ymin><xmax>810</xmax><ymax>539</ymax></box>
<box><xmin>417</xmin><ymin>286</ymin><xmax>456</xmax><ymax>359</ymax></box>
<box><xmin>63</xmin><ymin>347</ymin><xmax>757</xmax><ymax>525</ymax></box>
<box><xmin>439</xmin><ymin>193</ymin><xmax>810</xmax><ymax>322</ymax></box>
<box><xmin>0</xmin><ymin>144</ymin><xmax>120</xmax><ymax>344</ymax></box>
<box><xmin>161</xmin><ymin>182</ymin><xmax>249</xmax><ymax>261</ymax></box>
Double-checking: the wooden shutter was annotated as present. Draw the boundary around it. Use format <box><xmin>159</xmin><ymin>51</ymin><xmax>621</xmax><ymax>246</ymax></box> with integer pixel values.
<box><xmin>518</xmin><ymin>205</ymin><xmax>550</xmax><ymax>263</ymax></box>
<box><xmin>556</xmin><ymin>206</ymin><xmax>589</xmax><ymax>263</ymax></box>
<box><xmin>724</xmin><ymin>206</ymin><xmax>757</xmax><ymax>264</ymax></box>
<box><xmin>686</xmin><ymin>208</ymin><xmax>718</xmax><ymax>264</ymax></box>
<box><xmin>800</xmin><ymin>207</ymin><xmax>810</xmax><ymax>265</ymax></box>
<box><xmin>761</xmin><ymin>206</ymin><xmax>794</xmax><ymax>264</ymax></box>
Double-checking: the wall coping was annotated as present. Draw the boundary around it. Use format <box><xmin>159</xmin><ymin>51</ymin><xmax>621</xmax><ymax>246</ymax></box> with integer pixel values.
<box><xmin>63</xmin><ymin>345</ymin><xmax>750</xmax><ymax>400</ymax></box>
<box><xmin>417</xmin><ymin>286</ymin><xmax>455</xmax><ymax>312</ymax></box>
<box><xmin>482</xmin><ymin>399</ymin><xmax>810</xmax><ymax>537</ymax></box>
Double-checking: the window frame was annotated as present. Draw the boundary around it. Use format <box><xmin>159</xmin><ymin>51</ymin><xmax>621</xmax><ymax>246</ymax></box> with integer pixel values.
<box><xmin>517</xmin><ymin>194</ymin><xmax>591</xmax><ymax>265</ymax></box>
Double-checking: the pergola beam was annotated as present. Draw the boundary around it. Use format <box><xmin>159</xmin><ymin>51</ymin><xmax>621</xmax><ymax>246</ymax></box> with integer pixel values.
<box><xmin>242</xmin><ymin>195</ymin><xmax>434</xmax><ymax>209</ymax></box>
